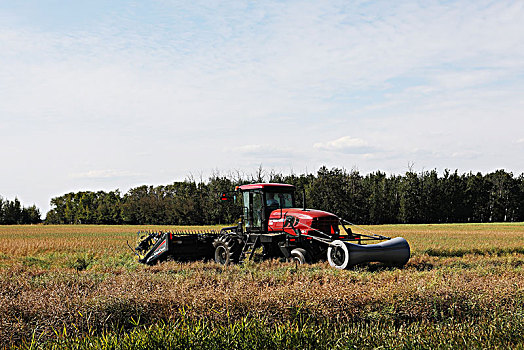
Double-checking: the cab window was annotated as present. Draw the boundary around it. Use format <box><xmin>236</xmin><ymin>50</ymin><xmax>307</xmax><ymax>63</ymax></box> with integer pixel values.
<box><xmin>265</xmin><ymin>191</ymin><xmax>294</xmax><ymax>209</ymax></box>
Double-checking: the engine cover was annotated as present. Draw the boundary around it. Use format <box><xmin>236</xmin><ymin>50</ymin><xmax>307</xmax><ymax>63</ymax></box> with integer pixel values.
<box><xmin>267</xmin><ymin>208</ymin><xmax>340</xmax><ymax>236</ymax></box>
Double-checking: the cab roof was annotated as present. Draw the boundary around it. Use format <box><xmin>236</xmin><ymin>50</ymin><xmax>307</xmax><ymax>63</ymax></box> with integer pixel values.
<box><xmin>237</xmin><ymin>183</ymin><xmax>295</xmax><ymax>191</ymax></box>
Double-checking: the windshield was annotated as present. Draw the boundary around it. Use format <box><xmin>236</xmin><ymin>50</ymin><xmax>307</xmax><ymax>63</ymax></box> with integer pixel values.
<box><xmin>265</xmin><ymin>191</ymin><xmax>294</xmax><ymax>209</ymax></box>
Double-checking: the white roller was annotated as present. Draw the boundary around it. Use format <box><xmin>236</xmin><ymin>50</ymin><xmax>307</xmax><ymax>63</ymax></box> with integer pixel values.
<box><xmin>328</xmin><ymin>237</ymin><xmax>410</xmax><ymax>269</ymax></box>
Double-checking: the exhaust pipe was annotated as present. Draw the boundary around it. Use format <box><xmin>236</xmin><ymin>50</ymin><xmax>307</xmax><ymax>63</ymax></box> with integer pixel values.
<box><xmin>327</xmin><ymin>237</ymin><xmax>410</xmax><ymax>269</ymax></box>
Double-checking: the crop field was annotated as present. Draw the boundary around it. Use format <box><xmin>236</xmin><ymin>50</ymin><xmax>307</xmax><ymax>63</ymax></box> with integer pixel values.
<box><xmin>1</xmin><ymin>223</ymin><xmax>524</xmax><ymax>349</ymax></box>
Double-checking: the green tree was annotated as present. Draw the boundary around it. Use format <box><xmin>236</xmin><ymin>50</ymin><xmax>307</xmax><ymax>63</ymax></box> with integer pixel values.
<box><xmin>21</xmin><ymin>205</ymin><xmax>41</xmax><ymax>224</ymax></box>
<box><xmin>2</xmin><ymin>198</ymin><xmax>22</xmax><ymax>224</ymax></box>
<box><xmin>486</xmin><ymin>170</ymin><xmax>519</xmax><ymax>222</ymax></box>
<box><xmin>464</xmin><ymin>172</ymin><xmax>491</xmax><ymax>222</ymax></box>
<box><xmin>399</xmin><ymin>171</ymin><xmax>422</xmax><ymax>224</ymax></box>
<box><xmin>364</xmin><ymin>171</ymin><xmax>395</xmax><ymax>224</ymax></box>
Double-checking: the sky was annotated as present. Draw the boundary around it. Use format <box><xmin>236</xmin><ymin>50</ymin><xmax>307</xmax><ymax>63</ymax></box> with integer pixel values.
<box><xmin>1</xmin><ymin>0</ymin><xmax>523</xmax><ymax>214</ymax></box>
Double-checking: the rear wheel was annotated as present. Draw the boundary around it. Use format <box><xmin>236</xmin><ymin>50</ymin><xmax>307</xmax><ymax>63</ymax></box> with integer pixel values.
<box><xmin>213</xmin><ymin>236</ymin><xmax>240</xmax><ymax>265</ymax></box>
<box><xmin>290</xmin><ymin>248</ymin><xmax>310</xmax><ymax>265</ymax></box>
<box><xmin>327</xmin><ymin>240</ymin><xmax>350</xmax><ymax>269</ymax></box>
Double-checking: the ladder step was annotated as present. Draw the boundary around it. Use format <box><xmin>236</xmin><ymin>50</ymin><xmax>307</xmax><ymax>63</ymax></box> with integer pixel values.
<box><xmin>240</xmin><ymin>235</ymin><xmax>260</xmax><ymax>262</ymax></box>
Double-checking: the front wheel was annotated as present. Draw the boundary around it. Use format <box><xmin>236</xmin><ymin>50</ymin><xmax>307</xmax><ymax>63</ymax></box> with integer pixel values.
<box><xmin>327</xmin><ymin>240</ymin><xmax>350</xmax><ymax>269</ymax></box>
<box><xmin>213</xmin><ymin>236</ymin><xmax>240</xmax><ymax>265</ymax></box>
<box><xmin>290</xmin><ymin>248</ymin><xmax>310</xmax><ymax>265</ymax></box>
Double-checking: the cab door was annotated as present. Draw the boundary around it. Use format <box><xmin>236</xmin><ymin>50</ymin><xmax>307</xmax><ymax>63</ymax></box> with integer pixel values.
<box><xmin>243</xmin><ymin>191</ymin><xmax>264</xmax><ymax>232</ymax></box>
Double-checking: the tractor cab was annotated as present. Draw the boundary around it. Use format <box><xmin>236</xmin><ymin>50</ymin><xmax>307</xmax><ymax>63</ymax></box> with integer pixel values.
<box><xmin>236</xmin><ymin>183</ymin><xmax>296</xmax><ymax>233</ymax></box>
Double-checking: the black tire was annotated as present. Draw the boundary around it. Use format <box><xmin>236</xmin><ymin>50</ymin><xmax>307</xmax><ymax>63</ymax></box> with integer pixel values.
<box><xmin>213</xmin><ymin>235</ymin><xmax>240</xmax><ymax>265</ymax></box>
<box><xmin>327</xmin><ymin>240</ymin><xmax>350</xmax><ymax>269</ymax></box>
<box><xmin>290</xmin><ymin>248</ymin><xmax>310</xmax><ymax>265</ymax></box>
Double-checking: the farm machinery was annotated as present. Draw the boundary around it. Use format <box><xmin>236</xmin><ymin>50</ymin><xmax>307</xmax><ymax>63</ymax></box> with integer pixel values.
<box><xmin>132</xmin><ymin>183</ymin><xmax>410</xmax><ymax>269</ymax></box>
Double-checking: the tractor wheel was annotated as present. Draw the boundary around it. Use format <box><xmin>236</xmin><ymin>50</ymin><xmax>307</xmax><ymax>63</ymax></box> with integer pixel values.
<box><xmin>290</xmin><ymin>248</ymin><xmax>310</xmax><ymax>265</ymax></box>
<box><xmin>213</xmin><ymin>236</ymin><xmax>240</xmax><ymax>265</ymax></box>
<box><xmin>327</xmin><ymin>240</ymin><xmax>350</xmax><ymax>269</ymax></box>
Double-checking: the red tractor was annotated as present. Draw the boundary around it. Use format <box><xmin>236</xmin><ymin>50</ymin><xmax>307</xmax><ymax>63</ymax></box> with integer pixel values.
<box><xmin>133</xmin><ymin>183</ymin><xmax>410</xmax><ymax>269</ymax></box>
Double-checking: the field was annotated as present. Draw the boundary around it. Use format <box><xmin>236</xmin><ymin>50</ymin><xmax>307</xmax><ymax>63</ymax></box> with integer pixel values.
<box><xmin>1</xmin><ymin>223</ymin><xmax>524</xmax><ymax>349</ymax></box>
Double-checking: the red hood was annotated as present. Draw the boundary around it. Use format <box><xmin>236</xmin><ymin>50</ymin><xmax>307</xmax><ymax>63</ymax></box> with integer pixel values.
<box><xmin>268</xmin><ymin>208</ymin><xmax>340</xmax><ymax>235</ymax></box>
<box><xmin>269</xmin><ymin>208</ymin><xmax>338</xmax><ymax>220</ymax></box>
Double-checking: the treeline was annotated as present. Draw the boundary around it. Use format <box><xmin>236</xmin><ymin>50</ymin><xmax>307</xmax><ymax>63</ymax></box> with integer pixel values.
<box><xmin>0</xmin><ymin>197</ymin><xmax>41</xmax><ymax>224</ymax></box>
<box><xmin>44</xmin><ymin>167</ymin><xmax>524</xmax><ymax>225</ymax></box>
<box><xmin>302</xmin><ymin>167</ymin><xmax>524</xmax><ymax>224</ymax></box>
<box><xmin>45</xmin><ymin>176</ymin><xmax>240</xmax><ymax>225</ymax></box>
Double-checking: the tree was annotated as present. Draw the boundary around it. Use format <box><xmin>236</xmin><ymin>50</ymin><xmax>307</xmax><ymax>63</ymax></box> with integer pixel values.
<box><xmin>399</xmin><ymin>171</ymin><xmax>422</xmax><ymax>224</ymax></box>
<box><xmin>0</xmin><ymin>197</ymin><xmax>4</xmax><ymax>224</ymax></box>
<box><xmin>309</xmin><ymin>167</ymin><xmax>354</xmax><ymax>220</ymax></box>
<box><xmin>3</xmin><ymin>198</ymin><xmax>22</xmax><ymax>224</ymax></box>
<box><xmin>364</xmin><ymin>172</ymin><xmax>391</xmax><ymax>224</ymax></box>
<box><xmin>486</xmin><ymin>170</ymin><xmax>519</xmax><ymax>222</ymax></box>
<box><xmin>22</xmin><ymin>205</ymin><xmax>41</xmax><ymax>224</ymax></box>
<box><xmin>464</xmin><ymin>172</ymin><xmax>491</xmax><ymax>222</ymax></box>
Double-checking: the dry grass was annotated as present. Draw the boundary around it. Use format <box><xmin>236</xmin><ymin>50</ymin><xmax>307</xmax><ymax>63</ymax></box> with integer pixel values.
<box><xmin>1</xmin><ymin>223</ymin><xmax>524</xmax><ymax>348</ymax></box>
<box><xmin>356</xmin><ymin>222</ymin><xmax>524</xmax><ymax>254</ymax></box>
<box><xmin>2</xmin><ymin>222</ymin><xmax>523</xmax><ymax>257</ymax></box>
<box><xmin>0</xmin><ymin>225</ymin><xmax>223</xmax><ymax>256</ymax></box>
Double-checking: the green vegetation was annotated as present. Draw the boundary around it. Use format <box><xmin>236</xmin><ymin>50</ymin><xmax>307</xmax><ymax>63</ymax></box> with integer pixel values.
<box><xmin>1</xmin><ymin>223</ymin><xmax>524</xmax><ymax>349</ymax></box>
<box><xmin>24</xmin><ymin>314</ymin><xmax>524</xmax><ymax>349</ymax></box>
<box><xmin>0</xmin><ymin>197</ymin><xmax>41</xmax><ymax>224</ymax></box>
<box><xmin>43</xmin><ymin>168</ymin><xmax>524</xmax><ymax>225</ymax></box>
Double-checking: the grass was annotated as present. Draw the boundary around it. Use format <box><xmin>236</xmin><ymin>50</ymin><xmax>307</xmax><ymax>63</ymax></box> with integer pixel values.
<box><xmin>28</xmin><ymin>314</ymin><xmax>524</xmax><ymax>350</ymax></box>
<box><xmin>1</xmin><ymin>223</ymin><xmax>524</xmax><ymax>349</ymax></box>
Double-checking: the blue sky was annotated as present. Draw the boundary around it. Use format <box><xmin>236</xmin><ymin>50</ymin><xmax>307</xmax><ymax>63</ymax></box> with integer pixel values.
<box><xmin>1</xmin><ymin>0</ymin><xmax>523</xmax><ymax>213</ymax></box>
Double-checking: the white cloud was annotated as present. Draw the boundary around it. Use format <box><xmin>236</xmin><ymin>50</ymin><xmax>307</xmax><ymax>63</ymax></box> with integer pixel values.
<box><xmin>230</xmin><ymin>144</ymin><xmax>296</xmax><ymax>159</ymax></box>
<box><xmin>451</xmin><ymin>151</ymin><xmax>483</xmax><ymax>159</ymax></box>
<box><xmin>70</xmin><ymin>170</ymin><xmax>142</xmax><ymax>180</ymax></box>
<box><xmin>1</xmin><ymin>0</ymin><xmax>524</xmax><ymax>213</ymax></box>
<box><xmin>314</xmin><ymin>136</ymin><xmax>372</xmax><ymax>154</ymax></box>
